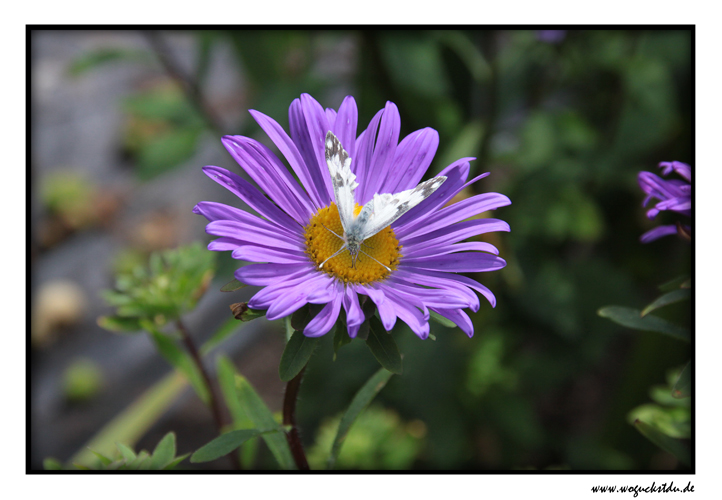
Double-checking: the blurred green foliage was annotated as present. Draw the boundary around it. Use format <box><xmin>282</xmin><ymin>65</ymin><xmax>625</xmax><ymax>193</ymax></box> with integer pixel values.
<box><xmin>67</xmin><ymin>29</ymin><xmax>690</xmax><ymax>470</ymax></box>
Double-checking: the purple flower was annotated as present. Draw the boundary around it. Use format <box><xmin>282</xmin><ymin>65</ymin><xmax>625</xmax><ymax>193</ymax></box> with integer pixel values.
<box><xmin>194</xmin><ymin>94</ymin><xmax>511</xmax><ymax>339</ymax></box>
<box><xmin>638</xmin><ymin>161</ymin><xmax>691</xmax><ymax>243</ymax></box>
<box><xmin>535</xmin><ymin>30</ymin><xmax>567</xmax><ymax>44</ymax></box>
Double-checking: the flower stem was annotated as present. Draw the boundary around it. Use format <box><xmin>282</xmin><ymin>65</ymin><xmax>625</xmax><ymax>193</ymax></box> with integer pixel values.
<box><xmin>176</xmin><ymin>318</ymin><xmax>241</xmax><ymax>470</ymax></box>
<box><xmin>283</xmin><ymin>367</ymin><xmax>310</xmax><ymax>470</ymax></box>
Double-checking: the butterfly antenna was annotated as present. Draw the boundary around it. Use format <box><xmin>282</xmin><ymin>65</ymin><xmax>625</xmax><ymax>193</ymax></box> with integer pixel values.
<box><xmin>319</xmin><ymin>222</ymin><xmax>345</xmax><ymax>242</ymax></box>
<box><xmin>359</xmin><ymin>249</ymin><xmax>392</xmax><ymax>272</ymax></box>
<box><xmin>318</xmin><ymin>244</ymin><xmax>348</xmax><ymax>269</ymax></box>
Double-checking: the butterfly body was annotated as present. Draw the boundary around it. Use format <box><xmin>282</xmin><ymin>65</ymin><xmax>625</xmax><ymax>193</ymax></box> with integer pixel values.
<box><xmin>321</xmin><ymin>131</ymin><xmax>446</xmax><ymax>270</ymax></box>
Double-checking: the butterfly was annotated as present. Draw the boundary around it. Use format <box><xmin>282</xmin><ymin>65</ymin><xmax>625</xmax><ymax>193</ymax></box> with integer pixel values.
<box><xmin>319</xmin><ymin>131</ymin><xmax>447</xmax><ymax>270</ymax></box>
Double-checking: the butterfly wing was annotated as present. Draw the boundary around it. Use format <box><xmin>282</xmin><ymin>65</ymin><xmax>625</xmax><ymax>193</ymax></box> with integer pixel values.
<box><xmin>325</xmin><ymin>131</ymin><xmax>358</xmax><ymax>234</ymax></box>
<box><xmin>357</xmin><ymin>176</ymin><xmax>447</xmax><ymax>240</ymax></box>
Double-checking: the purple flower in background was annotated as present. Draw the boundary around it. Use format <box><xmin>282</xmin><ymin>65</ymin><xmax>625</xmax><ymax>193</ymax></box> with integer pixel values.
<box><xmin>638</xmin><ymin>161</ymin><xmax>691</xmax><ymax>243</ymax></box>
<box><xmin>194</xmin><ymin>94</ymin><xmax>510</xmax><ymax>339</ymax></box>
<box><xmin>536</xmin><ymin>30</ymin><xmax>567</xmax><ymax>44</ymax></box>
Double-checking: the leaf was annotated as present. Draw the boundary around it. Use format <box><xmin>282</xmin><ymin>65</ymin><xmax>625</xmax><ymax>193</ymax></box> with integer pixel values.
<box><xmin>597</xmin><ymin>306</ymin><xmax>690</xmax><ymax>342</ymax></box>
<box><xmin>658</xmin><ymin>274</ymin><xmax>691</xmax><ymax>292</ymax></box>
<box><xmin>221</xmin><ymin>278</ymin><xmax>247</xmax><ymax>292</ymax></box>
<box><xmin>327</xmin><ymin>368</ymin><xmax>394</xmax><ymax>469</ymax></box>
<box><xmin>191</xmin><ymin>429</ymin><xmax>271</xmax><ymax>463</ymax></box>
<box><xmin>116</xmin><ymin>442</ymin><xmax>136</xmax><ymax>462</ymax></box>
<box><xmin>146</xmin><ymin>325</ymin><xmax>210</xmax><ymax>404</ymax></box>
<box><xmin>365</xmin><ymin>317</ymin><xmax>403</xmax><ymax>374</ymax></box>
<box><xmin>641</xmin><ymin>289</ymin><xmax>691</xmax><ymax>316</ymax></box>
<box><xmin>333</xmin><ymin>316</ymin><xmax>352</xmax><ymax>360</ymax></box>
<box><xmin>279</xmin><ymin>331</ymin><xmax>319</xmax><ymax>382</ymax></box>
<box><xmin>68</xmin><ymin>48</ymin><xmax>152</xmax><ymax>77</ymax></box>
<box><xmin>234</xmin><ymin>375</ymin><xmax>296</xmax><ymax>470</ymax></box>
<box><xmin>149</xmin><ymin>432</ymin><xmax>176</xmax><ymax>470</ymax></box>
<box><xmin>163</xmin><ymin>453</ymin><xmax>190</xmax><ymax>470</ymax></box>
<box><xmin>43</xmin><ymin>458</ymin><xmax>63</xmax><ymax>470</ymax></box>
<box><xmin>672</xmin><ymin>361</ymin><xmax>691</xmax><ymax>399</ymax></box>
<box><xmin>291</xmin><ymin>303</ymin><xmax>319</xmax><ymax>331</ymax></box>
<box><xmin>97</xmin><ymin>315</ymin><xmax>142</xmax><ymax>333</ymax></box>
<box><xmin>68</xmin><ymin>371</ymin><xmax>187</xmax><ymax>466</ymax></box>
<box><xmin>89</xmin><ymin>449</ymin><xmax>112</xmax><ymax>466</ymax></box>
<box><xmin>429</xmin><ymin>310</ymin><xmax>456</xmax><ymax>329</ymax></box>
<box><xmin>633</xmin><ymin>419</ymin><xmax>690</xmax><ymax>467</ymax></box>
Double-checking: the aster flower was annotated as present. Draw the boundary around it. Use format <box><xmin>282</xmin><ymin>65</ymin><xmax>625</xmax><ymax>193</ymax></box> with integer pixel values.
<box><xmin>194</xmin><ymin>94</ymin><xmax>510</xmax><ymax>339</ymax></box>
<box><xmin>638</xmin><ymin>161</ymin><xmax>691</xmax><ymax>243</ymax></box>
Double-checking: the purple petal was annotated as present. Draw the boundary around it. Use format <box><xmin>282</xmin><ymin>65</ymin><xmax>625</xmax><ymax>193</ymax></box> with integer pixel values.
<box><xmin>205</xmin><ymin>220</ymin><xmax>305</xmax><ymax>252</ymax></box>
<box><xmin>431</xmin><ymin>308</ymin><xmax>474</xmax><ymax>337</ymax></box>
<box><xmin>640</xmin><ymin>225</ymin><xmax>679</xmax><ymax>243</ymax></box>
<box><xmin>333</xmin><ymin>96</ymin><xmax>358</xmax><ymax>160</ymax></box>
<box><xmin>400</xmin><ymin>253</ymin><xmax>507</xmax><ymax>273</ymax></box>
<box><xmin>357</xmin><ymin>284</ymin><xmax>396</xmax><ymax>331</ymax></box>
<box><xmin>400</xmin><ymin>192</ymin><xmax>512</xmax><ymax>240</ymax></box>
<box><xmin>403</xmin><ymin>241</ymin><xmax>499</xmax><ymax>259</ymax></box>
<box><xmin>392</xmin><ymin>160</ymin><xmax>472</xmax><ymax>231</ymax></box>
<box><xmin>208</xmin><ymin>237</ymin><xmax>244</xmax><ymax>252</ymax></box>
<box><xmin>384</xmin><ymin>128</ymin><xmax>439</xmax><ymax>193</ymax></box>
<box><xmin>396</xmin><ymin>267</ymin><xmax>497</xmax><ymax>308</ymax></box>
<box><xmin>401</xmin><ymin>218</ymin><xmax>510</xmax><ymax>249</ymax></box>
<box><xmin>325</xmin><ymin>107</ymin><xmax>337</xmax><ymax>126</ymax></box>
<box><xmin>658</xmin><ymin>161</ymin><xmax>691</xmax><ymax>181</ymax></box>
<box><xmin>387</xmin><ymin>276</ymin><xmax>476</xmax><ymax>309</ymax></box>
<box><xmin>235</xmin><ymin>263</ymin><xmax>312</xmax><ymax>286</ymax></box>
<box><xmin>292</xmin><ymin>94</ymin><xmax>334</xmax><ymax>202</ymax></box>
<box><xmin>304</xmin><ymin>284</ymin><xmax>343</xmax><ymax>337</ymax></box>
<box><xmin>202</xmin><ymin>166</ymin><xmax>300</xmax><ymax>233</ymax></box>
<box><xmin>343</xmin><ymin>286</ymin><xmax>364</xmax><ymax>338</ymax></box>
<box><xmin>249</xmin><ymin>109</ymin><xmax>326</xmax><ymax>209</ymax></box>
<box><xmin>221</xmin><ymin>136</ymin><xmax>315</xmax><ymax>223</ymax></box>
<box><xmin>231</xmin><ymin>245</ymin><xmax>308</xmax><ymax>264</ymax></box>
<box><xmin>380</xmin><ymin>286</ymin><xmax>430</xmax><ymax>339</ymax></box>
<box><xmin>390</xmin><ymin>272</ymin><xmax>479</xmax><ymax>311</ymax></box>
<box><xmin>248</xmin><ymin>271</ymin><xmax>326</xmax><ymax>309</ymax></box>
<box><xmin>353</xmin><ymin>107</ymin><xmax>384</xmax><ymax>203</ymax></box>
<box><xmin>359</xmin><ymin>102</ymin><xmax>400</xmax><ymax>203</ymax></box>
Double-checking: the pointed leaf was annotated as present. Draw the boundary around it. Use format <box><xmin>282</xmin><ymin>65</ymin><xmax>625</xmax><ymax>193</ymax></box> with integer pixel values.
<box><xmin>366</xmin><ymin>317</ymin><xmax>403</xmax><ymax>374</ymax></box>
<box><xmin>597</xmin><ymin>306</ymin><xmax>690</xmax><ymax>342</ymax></box>
<box><xmin>333</xmin><ymin>316</ymin><xmax>352</xmax><ymax>360</ymax></box>
<box><xmin>641</xmin><ymin>289</ymin><xmax>691</xmax><ymax>316</ymax></box>
<box><xmin>633</xmin><ymin>419</ymin><xmax>691</xmax><ymax>466</ymax></box>
<box><xmin>290</xmin><ymin>303</ymin><xmax>323</xmax><ymax>331</ymax></box>
<box><xmin>234</xmin><ymin>375</ymin><xmax>296</xmax><ymax>470</ymax></box>
<box><xmin>279</xmin><ymin>331</ymin><xmax>319</xmax><ymax>382</ymax></box>
<box><xmin>116</xmin><ymin>442</ymin><xmax>136</xmax><ymax>462</ymax></box>
<box><xmin>221</xmin><ymin>278</ymin><xmax>247</xmax><ymax>292</ymax></box>
<box><xmin>163</xmin><ymin>453</ymin><xmax>190</xmax><ymax>470</ymax></box>
<box><xmin>149</xmin><ymin>432</ymin><xmax>176</xmax><ymax>470</ymax></box>
<box><xmin>43</xmin><ymin>458</ymin><xmax>63</xmax><ymax>470</ymax></box>
<box><xmin>230</xmin><ymin>302</ymin><xmax>266</xmax><ymax>322</ymax></box>
<box><xmin>97</xmin><ymin>315</ymin><xmax>142</xmax><ymax>333</ymax></box>
<box><xmin>658</xmin><ymin>274</ymin><xmax>690</xmax><ymax>292</ymax></box>
<box><xmin>89</xmin><ymin>449</ymin><xmax>112</xmax><ymax>466</ymax></box>
<box><xmin>328</xmin><ymin>368</ymin><xmax>394</xmax><ymax>469</ymax></box>
<box><xmin>191</xmin><ymin>429</ymin><xmax>278</xmax><ymax>463</ymax></box>
<box><xmin>429</xmin><ymin>310</ymin><xmax>456</xmax><ymax>328</ymax></box>
<box><xmin>672</xmin><ymin>361</ymin><xmax>691</xmax><ymax>399</ymax></box>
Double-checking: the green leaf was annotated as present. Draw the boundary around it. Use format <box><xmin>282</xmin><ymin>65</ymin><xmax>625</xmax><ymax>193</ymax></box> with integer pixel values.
<box><xmin>658</xmin><ymin>274</ymin><xmax>691</xmax><ymax>292</ymax></box>
<box><xmin>229</xmin><ymin>302</ymin><xmax>266</xmax><ymax>322</ymax></box>
<box><xmin>279</xmin><ymin>331</ymin><xmax>319</xmax><ymax>382</ymax></box>
<box><xmin>163</xmin><ymin>453</ymin><xmax>190</xmax><ymax>470</ymax></box>
<box><xmin>68</xmin><ymin>48</ymin><xmax>152</xmax><ymax>77</ymax></box>
<box><xmin>216</xmin><ymin>356</ymin><xmax>259</xmax><ymax>468</ymax></box>
<box><xmin>125</xmin><ymin>450</ymin><xmax>151</xmax><ymax>470</ymax></box>
<box><xmin>328</xmin><ymin>368</ymin><xmax>394</xmax><ymax>469</ymax></box>
<box><xmin>146</xmin><ymin>325</ymin><xmax>210</xmax><ymax>404</ymax></box>
<box><xmin>89</xmin><ymin>449</ymin><xmax>113</xmax><ymax>466</ymax></box>
<box><xmin>641</xmin><ymin>288</ymin><xmax>691</xmax><ymax>316</ymax></box>
<box><xmin>291</xmin><ymin>303</ymin><xmax>322</xmax><ymax>332</ymax></box>
<box><xmin>429</xmin><ymin>310</ymin><xmax>456</xmax><ymax>329</ymax></box>
<box><xmin>149</xmin><ymin>432</ymin><xmax>176</xmax><ymax>470</ymax></box>
<box><xmin>43</xmin><ymin>457</ymin><xmax>63</xmax><ymax>470</ymax></box>
<box><xmin>597</xmin><ymin>306</ymin><xmax>690</xmax><ymax>342</ymax></box>
<box><xmin>633</xmin><ymin>419</ymin><xmax>690</xmax><ymax>466</ymax></box>
<box><xmin>672</xmin><ymin>361</ymin><xmax>691</xmax><ymax>399</ymax></box>
<box><xmin>333</xmin><ymin>316</ymin><xmax>352</xmax><ymax>360</ymax></box>
<box><xmin>191</xmin><ymin>429</ymin><xmax>271</xmax><ymax>463</ymax></box>
<box><xmin>221</xmin><ymin>278</ymin><xmax>247</xmax><ymax>292</ymax></box>
<box><xmin>97</xmin><ymin>315</ymin><xmax>142</xmax><ymax>333</ymax></box>
<box><xmin>68</xmin><ymin>371</ymin><xmax>187</xmax><ymax>467</ymax></box>
<box><xmin>365</xmin><ymin>317</ymin><xmax>403</xmax><ymax>374</ymax></box>
<box><xmin>234</xmin><ymin>375</ymin><xmax>296</xmax><ymax>470</ymax></box>
<box><xmin>116</xmin><ymin>442</ymin><xmax>136</xmax><ymax>462</ymax></box>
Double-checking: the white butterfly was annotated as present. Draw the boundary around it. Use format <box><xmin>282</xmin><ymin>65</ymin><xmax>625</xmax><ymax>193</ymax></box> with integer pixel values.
<box><xmin>319</xmin><ymin>131</ymin><xmax>447</xmax><ymax>270</ymax></box>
